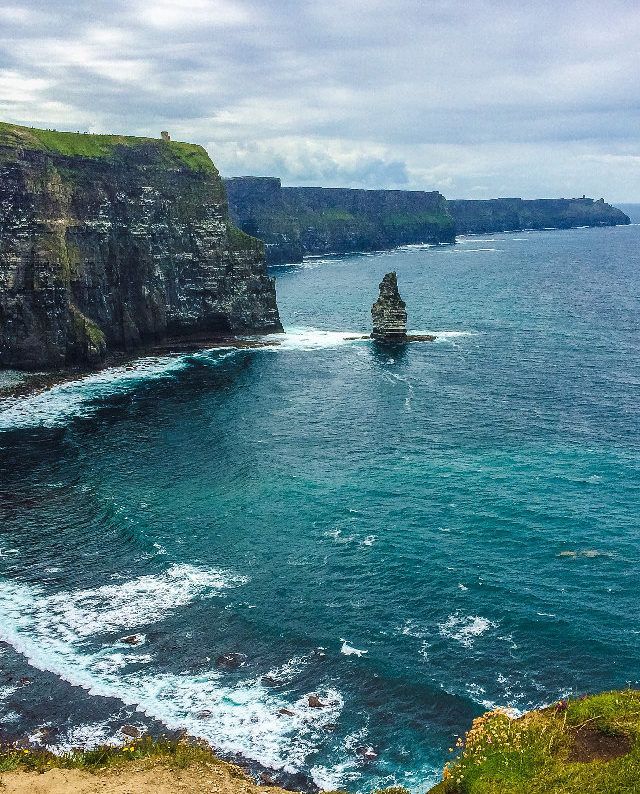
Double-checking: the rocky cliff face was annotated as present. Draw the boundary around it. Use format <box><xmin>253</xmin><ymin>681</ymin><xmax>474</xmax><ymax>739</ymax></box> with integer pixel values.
<box><xmin>225</xmin><ymin>179</ymin><xmax>630</xmax><ymax>264</ymax></box>
<box><xmin>448</xmin><ymin>197</ymin><xmax>630</xmax><ymax>234</ymax></box>
<box><xmin>225</xmin><ymin>177</ymin><xmax>306</xmax><ymax>265</ymax></box>
<box><xmin>225</xmin><ymin>177</ymin><xmax>455</xmax><ymax>264</ymax></box>
<box><xmin>0</xmin><ymin>123</ymin><xmax>282</xmax><ymax>370</ymax></box>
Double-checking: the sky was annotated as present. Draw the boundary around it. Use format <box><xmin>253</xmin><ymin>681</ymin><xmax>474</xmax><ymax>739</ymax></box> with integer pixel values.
<box><xmin>0</xmin><ymin>0</ymin><xmax>638</xmax><ymax>200</ymax></box>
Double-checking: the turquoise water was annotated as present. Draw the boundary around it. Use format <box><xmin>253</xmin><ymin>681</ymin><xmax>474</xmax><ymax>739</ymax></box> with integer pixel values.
<box><xmin>0</xmin><ymin>223</ymin><xmax>639</xmax><ymax>791</ymax></box>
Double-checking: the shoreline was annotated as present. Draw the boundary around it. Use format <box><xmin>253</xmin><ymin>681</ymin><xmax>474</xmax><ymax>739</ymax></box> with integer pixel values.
<box><xmin>0</xmin><ymin>335</ymin><xmax>282</xmax><ymax>403</ymax></box>
<box><xmin>0</xmin><ymin>330</ymin><xmax>442</xmax><ymax>405</ymax></box>
<box><xmin>1</xmin><ymin>690</ymin><xmax>638</xmax><ymax>793</ymax></box>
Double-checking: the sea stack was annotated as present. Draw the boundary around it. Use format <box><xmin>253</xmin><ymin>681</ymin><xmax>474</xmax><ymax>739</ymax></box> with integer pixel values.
<box><xmin>371</xmin><ymin>272</ymin><xmax>408</xmax><ymax>343</ymax></box>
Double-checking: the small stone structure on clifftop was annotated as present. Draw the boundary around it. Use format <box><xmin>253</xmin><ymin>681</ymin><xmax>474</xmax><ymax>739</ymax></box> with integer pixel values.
<box><xmin>371</xmin><ymin>272</ymin><xmax>408</xmax><ymax>343</ymax></box>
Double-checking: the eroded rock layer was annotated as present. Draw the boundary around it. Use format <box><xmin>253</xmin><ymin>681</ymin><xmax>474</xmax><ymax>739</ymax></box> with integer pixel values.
<box><xmin>225</xmin><ymin>177</ymin><xmax>455</xmax><ymax>265</ymax></box>
<box><xmin>371</xmin><ymin>272</ymin><xmax>407</xmax><ymax>343</ymax></box>
<box><xmin>448</xmin><ymin>197</ymin><xmax>630</xmax><ymax>234</ymax></box>
<box><xmin>0</xmin><ymin>123</ymin><xmax>282</xmax><ymax>370</ymax></box>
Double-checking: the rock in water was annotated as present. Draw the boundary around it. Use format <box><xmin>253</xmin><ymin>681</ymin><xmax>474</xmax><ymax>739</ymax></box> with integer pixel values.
<box><xmin>371</xmin><ymin>272</ymin><xmax>407</xmax><ymax>343</ymax></box>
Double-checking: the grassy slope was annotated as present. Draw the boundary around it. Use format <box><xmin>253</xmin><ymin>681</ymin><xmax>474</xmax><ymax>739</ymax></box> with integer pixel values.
<box><xmin>431</xmin><ymin>690</ymin><xmax>640</xmax><ymax>793</ymax></box>
<box><xmin>1</xmin><ymin>692</ymin><xmax>637</xmax><ymax>793</ymax></box>
<box><xmin>0</xmin><ymin>737</ymin><xmax>221</xmax><ymax>774</ymax></box>
<box><xmin>0</xmin><ymin>121</ymin><xmax>215</xmax><ymax>174</ymax></box>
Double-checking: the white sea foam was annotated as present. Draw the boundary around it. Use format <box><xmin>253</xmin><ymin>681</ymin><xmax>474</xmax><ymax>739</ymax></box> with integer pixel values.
<box><xmin>432</xmin><ymin>330</ymin><xmax>475</xmax><ymax>339</ymax></box>
<box><xmin>263</xmin><ymin>654</ymin><xmax>310</xmax><ymax>684</ymax></box>
<box><xmin>92</xmin><ymin>652</ymin><xmax>154</xmax><ymax>674</ymax></box>
<box><xmin>453</xmin><ymin>247</ymin><xmax>499</xmax><ymax>253</ymax></box>
<box><xmin>30</xmin><ymin>721</ymin><xmax>125</xmax><ymax>752</ymax></box>
<box><xmin>0</xmin><ymin>569</ymin><xmax>346</xmax><ymax>785</ymax></box>
<box><xmin>439</xmin><ymin>613</ymin><xmax>497</xmax><ymax>647</ymax></box>
<box><xmin>0</xmin><ymin>682</ymin><xmax>18</xmax><ymax>702</ymax></box>
<box><xmin>9</xmin><ymin>564</ymin><xmax>246</xmax><ymax>642</ymax></box>
<box><xmin>395</xmin><ymin>242</ymin><xmax>437</xmax><ymax>251</ymax></box>
<box><xmin>310</xmin><ymin>763</ymin><xmax>352</xmax><ymax>791</ymax></box>
<box><xmin>266</xmin><ymin>326</ymin><xmax>477</xmax><ymax>350</ymax></box>
<box><xmin>340</xmin><ymin>640</ymin><xmax>368</xmax><ymax>657</ymax></box>
<box><xmin>399</xmin><ymin>619</ymin><xmax>429</xmax><ymax>639</ymax></box>
<box><xmin>0</xmin><ymin>352</ymin><xmax>235</xmax><ymax>431</ymax></box>
<box><xmin>406</xmin><ymin>330</ymin><xmax>477</xmax><ymax>344</ymax></box>
<box><xmin>266</xmin><ymin>327</ymin><xmax>366</xmax><ymax>351</ymax></box>
<box><xmin>0</xmin><ymin>370</ymin><xmax>31</xmax><ymax>389</ymax></box>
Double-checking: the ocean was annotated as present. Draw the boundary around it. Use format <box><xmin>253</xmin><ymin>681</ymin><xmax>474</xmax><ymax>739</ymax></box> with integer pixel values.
<box><xmin>0</xmin><ymin>219</ymin><xmax>638</xmax><ymax>791</ymax></box>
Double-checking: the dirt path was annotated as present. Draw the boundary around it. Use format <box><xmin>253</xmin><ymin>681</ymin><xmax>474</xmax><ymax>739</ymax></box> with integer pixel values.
<box><xmin>0</xmin><ymin>760</ymin><xmax>290</xmax><ymax>794</ymax></box>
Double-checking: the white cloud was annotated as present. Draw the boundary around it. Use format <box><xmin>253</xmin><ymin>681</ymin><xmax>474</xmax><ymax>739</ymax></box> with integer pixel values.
<box><xmin>0</xmin><ymin>71</ymin><xmax>51</xmax><ymax>103</ymax></box>
<box><xmin>0</xmin><ymin>5</ymin><xmax>46</xmax><ymax>24</ymax></box>
<box><xmin>210</xmin><ymin>136</ymin><xmax>409</xmax><ymax>187</ymax></box>
<box><xmin>135</xmin><ymin>0</ymin><xmax>253</xmax><ymax>29</ymax></box>
<box><xmin>0</xmin><ymin>0</ymin><xmax>638</xmax><ymax>198</ymax></box>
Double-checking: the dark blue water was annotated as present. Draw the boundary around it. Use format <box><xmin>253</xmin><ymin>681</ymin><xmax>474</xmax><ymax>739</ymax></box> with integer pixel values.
<box><xmin>0</xmin><ymin>222</ymin><xmax>639</xmax><ymax>791</ymax></box>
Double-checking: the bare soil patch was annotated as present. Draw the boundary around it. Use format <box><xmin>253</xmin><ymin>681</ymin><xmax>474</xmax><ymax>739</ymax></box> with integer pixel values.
<box><xmin>567</xmin><ymin>725</ymin><xmax>632</xmax><ymax>763</ymax></box>
<box><xmin>0</xmin><ymin>759</ymin><xmax>289</xmax><ymax>794</ymax></box>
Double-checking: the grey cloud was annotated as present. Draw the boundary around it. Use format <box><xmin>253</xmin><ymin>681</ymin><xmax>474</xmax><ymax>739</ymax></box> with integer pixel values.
<box><xmin>0</xmin><ymin>0</ymin><xmax>638</xmax><ymax>198</ymax></box>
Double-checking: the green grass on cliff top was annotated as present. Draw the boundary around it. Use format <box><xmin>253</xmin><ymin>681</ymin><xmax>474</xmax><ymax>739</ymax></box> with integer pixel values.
<box><xmin>0</xmin><ymin>121</ymin><xmax>216</xmax><ymax>174</ymax></box>
<box><xmin>0</xmin><ymin>691</ymin><xmax>637</xmax><ymax>793</ymax></box>
<box><xmin>0</xmin><ymin>736</ymin><xmax>241</xmax><ymax>775</ymax></box>
<box><xmin>430</xmin><ymin>690</ymin><xmax>640</xmax><ymax>794</ymax></box>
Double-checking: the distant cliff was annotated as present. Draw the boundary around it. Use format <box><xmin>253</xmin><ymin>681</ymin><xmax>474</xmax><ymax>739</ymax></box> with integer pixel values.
<box><xmin>0</xmin><ymin>123</ymin><xmax>281</xmax><ymax>370</ymax></box>
<box><xmin>448</xmin><ymin>197</ymin><xmax>630</xmax><ymax>234</ymax></box>
<box><xmin>225</xmin><ymin>177</ymin><xmax>455</xmax><ymax>265</ymax></box>
<box><xmin>225</xmin><ymin>179</ymin><xmax>629</xmax><ymax>265</ymax></box>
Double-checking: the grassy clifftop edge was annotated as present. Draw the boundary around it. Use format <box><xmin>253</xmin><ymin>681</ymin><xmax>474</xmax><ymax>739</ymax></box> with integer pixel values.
<box><xmin>0</xmin><ymin>690</ymin><xmax>637</xmax><ymax>793</ymax></box>
<box><xmin>431</xmin><ymin>688</ymin><xmax>640</xmax><ymax>793</ymax></box>
<box><xmin>0</xmin><ymin>121</ymin><xmax>216</xmax><ymax>174</ymax></box>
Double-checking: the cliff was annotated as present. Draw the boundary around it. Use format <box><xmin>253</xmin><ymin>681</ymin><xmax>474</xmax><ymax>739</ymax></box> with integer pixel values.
<box><xmin>432</xmin><ymin>689</ymin><xmax>640</xmax><ymax>793</ymax></box>
<box><xmin>371</xmin><ymin>272</ymin><xmax>407</xmax><ymax>343</ymax></box>
<box><xmin>448</xmin><ymin>197</ymin><xmax>630</xmax><ymax>234</ymax></box>
<box><xmin>225</xmin><ymin>178</ymin><xmax>455</xmax><ymax>265</ymax></box>
<box><xmin>0</xmin><ymin>738</ymin><xmax>292</xmax><ymax>794</ymax></box>
<box><xmin>0</xmin><ymin>123</ymin><xmax>282</xmax><ymax>370</ymax></box>
<box><xmin>225</xmin><ymin>179</ymin><xmax>629</xmax><ymax>265</ymax></box>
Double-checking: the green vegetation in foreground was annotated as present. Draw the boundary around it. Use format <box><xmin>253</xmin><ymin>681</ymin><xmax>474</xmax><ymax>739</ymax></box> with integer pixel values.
<box><xmin>0</xmin><ymin>736</ymin><xmax>241</xmax><ymax>775</ymax></box>
<box><xmin>1</xmin><ymin>692</ymin><xmax>638</xmax><ymax>792</ymax></box>
<box><xmin>431</xmin><ymin>690</ymin><xmax>640</xmax><ymax>793</ymax></box>
<box><xmin>0</xmin><ymin>121</ymin><xmax>215</xmax><ymax>174</ymax></box>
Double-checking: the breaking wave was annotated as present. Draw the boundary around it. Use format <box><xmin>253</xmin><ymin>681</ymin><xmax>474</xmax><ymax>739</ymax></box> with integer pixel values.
<box><xmin>0</xmin><ymin>565</ymin><xmax>345</xmax><ymax>786</ymax></box>
<box><xmin>0</xmin><ymin>352</ymin><xmax>235</xmax><ymax>431</ymax></box>
<box><xmin>438</xmin><ymin>613</ymin><xmax>498</xmax><ymax>648</ymax></box>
